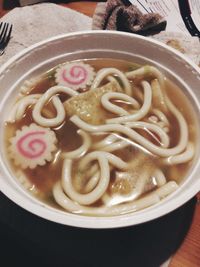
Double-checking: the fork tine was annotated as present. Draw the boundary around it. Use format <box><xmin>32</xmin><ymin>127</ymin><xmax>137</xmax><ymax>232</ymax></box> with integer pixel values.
<box><xmin>0</xmin><ymin>22</ymin><xmax>13</xmax><ymax>55</ymax></box>
<box><xmin>0</xmin><ymin>22</ymin><xmax>6</xmax><ymax>35</ymax></box>
<box><xmin>5</xmin><ymin>24</ymin><xmax>13</xmax><ymax>43</ymax></box>
<box><xmin>1</xmin><ymin>23</ymin><xmax>9</xmax><ymax>41</ymax></box>
<box><xmin>0</xmin><ymin>23</ymin><xmax>8</xmax><ymax>40</ymax></box>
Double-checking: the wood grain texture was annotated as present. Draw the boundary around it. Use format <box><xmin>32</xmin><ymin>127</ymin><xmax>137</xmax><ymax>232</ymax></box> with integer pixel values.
<box><xmin>170</xmin><ymin>193</ymin><xmax>200</xmax><ymax>267</ymax></box>
<box><xmin>0</xmin><ymin>1</ymin><xmax>200</xmax><ymax>266</ymax></box>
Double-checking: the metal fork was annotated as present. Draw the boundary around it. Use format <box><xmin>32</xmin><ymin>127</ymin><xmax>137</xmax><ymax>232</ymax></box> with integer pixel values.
<box><xmin>0</xmin><ymin>22</ymin><xmax>13</xmax><ymax>56</ymax></box>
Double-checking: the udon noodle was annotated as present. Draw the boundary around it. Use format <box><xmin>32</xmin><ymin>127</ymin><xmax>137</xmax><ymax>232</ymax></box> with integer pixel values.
<box><xmin>4</xmin><ymin>58</ymin><xmax>197</xmax><ymax>216</ymax></box>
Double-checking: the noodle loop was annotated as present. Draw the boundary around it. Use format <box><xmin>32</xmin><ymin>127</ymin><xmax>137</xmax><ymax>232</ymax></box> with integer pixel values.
<box><xmin>32</xmin><ymin>85</ymin><xmax>78</xmax><ymax>127</ymax></box>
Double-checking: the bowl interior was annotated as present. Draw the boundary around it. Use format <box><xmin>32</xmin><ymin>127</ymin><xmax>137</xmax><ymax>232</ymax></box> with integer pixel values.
<box><xmin>0</xmin><ymin>31</ymin><xmax>200</xmax><ymax>228</ymax></box>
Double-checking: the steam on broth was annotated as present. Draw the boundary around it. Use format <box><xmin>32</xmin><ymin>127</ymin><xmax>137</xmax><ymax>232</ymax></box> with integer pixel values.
<box><xmin>4</xmin><ymin>58</ymin><xmax>197</xmax><ymax>216</ymax></box>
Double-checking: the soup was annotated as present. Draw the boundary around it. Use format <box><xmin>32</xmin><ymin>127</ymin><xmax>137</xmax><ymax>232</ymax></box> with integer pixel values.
<box><xmin>4</xmin><ymin>58</ymin><xmax>197</xmax><ymax>216</ymax></box>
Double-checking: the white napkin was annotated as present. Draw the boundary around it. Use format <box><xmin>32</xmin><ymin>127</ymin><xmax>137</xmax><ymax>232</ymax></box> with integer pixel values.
<box><xmin>0</xmin><ymin>3</ymin><xmax>92</xmax><ymax>65</ymax></box>
<box><xmin>151</xmin><ymin>31</ymin><xmax>200</xmax><ymax>67</ymax></box>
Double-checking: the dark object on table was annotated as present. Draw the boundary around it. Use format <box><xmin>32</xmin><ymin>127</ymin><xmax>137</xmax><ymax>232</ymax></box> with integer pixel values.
<box><xmin>92</xmin><ymin>0</ymin><xmax>167</xmax><ymax>35</ymax></box>
<box><xmin>0</xmin><ymin>191</ymin><xmax>196</xmax><ymax>267</ymax></box>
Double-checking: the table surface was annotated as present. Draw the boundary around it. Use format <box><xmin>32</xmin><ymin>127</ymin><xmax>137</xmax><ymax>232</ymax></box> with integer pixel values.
<box><xmin>0</xmin><ymin>1</ymin><xmax>200</xmax><ymax>267</ymax></box>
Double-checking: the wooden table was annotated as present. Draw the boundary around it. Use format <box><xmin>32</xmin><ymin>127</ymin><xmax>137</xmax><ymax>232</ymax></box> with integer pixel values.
<box><xmin>0</xmin><ymin>1</ymin><xmax>200</xmax><ymax>266</ymax></box>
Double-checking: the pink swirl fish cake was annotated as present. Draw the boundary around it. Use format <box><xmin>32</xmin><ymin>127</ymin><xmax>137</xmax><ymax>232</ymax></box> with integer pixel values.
<box><xmin>55</xmin><ymin>62</ymin><xmax>95</xmax><ymax>90</ymax></box>
<box><xmin>8</xmin><ymin>123</ymin><xmax>57</xmax><ymax>169</ymax></box>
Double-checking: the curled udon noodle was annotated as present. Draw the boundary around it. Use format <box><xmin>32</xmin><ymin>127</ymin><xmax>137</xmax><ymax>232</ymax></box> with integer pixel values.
<box><xmin>61</xmin><ymin>151</ymin><xmax>128</xmax><ymax>205</ymax></box>
<box><xmin>153</xmin><ymin>169</ymin><xmax>167</xmax><ymax>187</ymax></box>
<box><xmin>82</xmin><ymin>151</ymin><xmax>128</xmax><ymax>195</ymax></box>
<box><xmin>148</xmin><ymin>108</ymin><xmax>169</xmax><ymax>133</ymax></box>
<box><xmin>62</xmin><ymin>155</ymin><xmax>109</xmax><ymax>205</ymax></box>
<box><xmin>105</xmin><ymin>81</ymin><xmax>152</xmax><ymax>124</ymax></box>
<box><xmin>101</xmin><ymin>92</ymin><xmax>140</xmax><ymax>116</ymax></box>
<box><xmin>71</xmin><ymin>159</ymin><xmax>100</xmax><ymax>194</ymax></box>
<box><xmin>61</xmin><ymin>130</ymin><xmax>91</xmax><ymax>159</ymax></box>
<box><xmin>70</xmin><ymin>115</ymin><xmax>187</xmax><ymax>157</ymax></box>
<box><xmin>79</xmin><ymin>161</ymin><xmax>102</xmax><ymax>194</ymax></box>
<box><xmin>18</xmin><ymin>77</ymin><xmax>44</xmax><ymax>96</ymax></box>
<box><xmin>32</xmin><ymin>85</ymin><xmax>78</xmax><ymax>127</ymax></box>
<box><xmin>7</xmin><ymin>94</ymin><xmax>41</xmax><ymax>123</ymax></box>
<box><xmin>97</xmin><ymin>139</ymin><xmax>130</xmax><ymax>153</ymax></box>
<box><xmin>91</xmin><ymin>68</ymin><xmax>132</xmax><ymax>96</ymax></box>
<box><xmin>151</xmin><ymin>78</ymin><xmax>168</xmax><ymax>115</ymax></box>
<box><xmin>126</xmin><ymin>65</ymin><xmax>165</xmax><ymax>88</ymax></box>
<box><xmin>53</xmin><ymin>180</ymin><xmax>178</xmax><ymax>215</ymax></box>
<box><xmin>79</xmin><ymin>151</ymin><xmax>128</xmax><ymax>170</ymax></box>
<box><xmin>126</xmin><ymin>65</ymin><xmax>168</xmax><ymax>113</ymax></box>
<box><xmin>83</xmin><ymin>171</ymin><xmax>100</xmax><ymax>194</ymax></box>
<box><xmin>92</xmin><ymin>133</ymin><xmax>130</xmax><ymax>152</ymax></box>
<box><xmin>92</xmin><ymin>121</ymin><xmax>169</xmax><ymax>152</ymax></box>
<box><xmin>151</xmin><ymin>109</ymin><xmax>169</xmax><ymax>127</ymax></box>
<box><xmin>163</xmin><ymin>142</ymin><xmax>195</xmax><ymax>165</ymax></box>
<box><xmin>124</xmin><ymin>121</ymin><xmax>170</xmax><ymax>148</ymax></box>
<box><xmin>92</xmin><ymin>134</ymin><xmax>119</xmax><ymax>149</ymax></box>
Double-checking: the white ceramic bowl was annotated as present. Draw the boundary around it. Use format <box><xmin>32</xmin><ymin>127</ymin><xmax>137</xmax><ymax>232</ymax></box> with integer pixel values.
<box><xmin>0</xmin><ymin>31</ymin><xmax>200</xmax><ymax>229</ymax></box>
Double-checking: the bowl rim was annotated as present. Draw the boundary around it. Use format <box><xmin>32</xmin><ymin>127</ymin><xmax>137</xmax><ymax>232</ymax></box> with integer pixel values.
<box><xmin>1</xmin><ymin>30</ymin><xmax>200</xmax><ymax>229</ymax></box>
